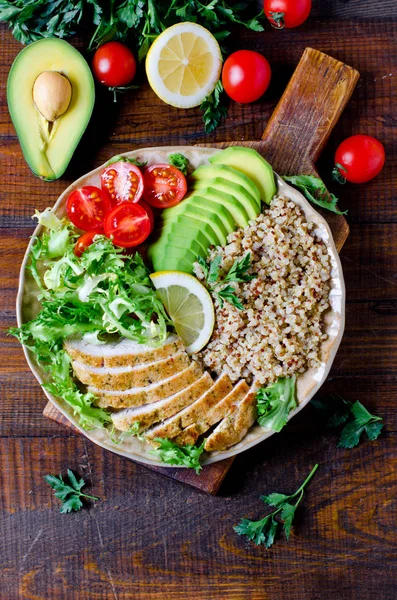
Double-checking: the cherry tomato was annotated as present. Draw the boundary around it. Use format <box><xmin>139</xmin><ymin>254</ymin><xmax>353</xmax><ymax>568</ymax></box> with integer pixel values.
<box><xmin>92</xmin><ymin>42</ymin><xmax>136</xmax><ymax>87</ymax></box>
<box><xmin>101</xmin><ymin>161</ymin><xmax>144</xmax><ymax>206</ymax></box>
<box><xmin>264</xmin><ymin>0</ymin><xmax>311</xmax><ymax>28</ymax></box>
<box><xmin>222</xmin><ymin>50</ymin><xmax>271</xmax><ymax>104</ymax></box>
<box><xmin>104</xmin><ymin>203</ymin><xmax>151</xmax><ymax>248</ymax></box>
<box><xmin>74</xmin><ymin>230</ymin><xmax>103</xmax><ymax>257</ymax></box>
<box><xmin>143</xmin><ymin>164</ymin><xmax>187</xmax><ymax>209</ymax></box>
<box><xmin>139</xmin><ymin>200</ymin><xmax>155</xmax><ymax>232</ymax></box>
<box><xmin>334</xmin><ymin>135</ymin><xmax>385</xmax><ymax>184</ymax></box>
<box><xmin>66</xmin><ymin>186</ymin><xmax>111</xmax><ymax>231</ymax></box>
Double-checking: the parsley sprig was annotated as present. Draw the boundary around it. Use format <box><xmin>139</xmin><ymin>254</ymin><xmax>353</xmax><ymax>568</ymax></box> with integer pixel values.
<box><xmin>282</xmin><ymin>175</ymin><xmax>347</xmax><ymax>215</ymax></box>
<box><xmin>168</xmin><ymin>153</ymin><xmax>190</xmax><ymax>176</ymax></box>
<box><xmin>150</xmin><ymin>438</ymin><xmax>205</xmax><ymax>474</ymax></box>
<box><xmin>44</xmin><ymin>469</ymin><xmax>98</xmax><ymax>513</ymax></box>
<box><xmin>200</xmin><ymin>80</ymin><xmax>228</xmax><ymax>134</ymax></box>
<box><xmin>234</xmin><ymin>464</ymin><xmax>318</xmax><ymax>547</ymax></box>
<box><xmin>311</xmin><ymin>395</ymin><xmax>384</xmax><ymax>448</ymax></box>
<box><xmin>197</xmin><ymin>252</ymin><xmax>256</xmax><ymax>310</ymax></box>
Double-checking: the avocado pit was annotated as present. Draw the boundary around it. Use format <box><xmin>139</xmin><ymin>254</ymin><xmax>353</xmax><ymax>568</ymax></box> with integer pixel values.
<box><xmin>33</xmin><ymin>71</ymin><xmax>72</xmax><ymax>122</ymax></box>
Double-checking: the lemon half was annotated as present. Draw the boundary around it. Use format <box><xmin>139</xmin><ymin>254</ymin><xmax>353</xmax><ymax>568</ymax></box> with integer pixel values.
<box><xmin>150</xmin><ymin>271</ymin><xmax>215</xmax><ymax>354</ymax></box>
<box><xmin>146</xmin><ymin>22</ymin><xmax>222</xmax><ymax>108</ymax></box>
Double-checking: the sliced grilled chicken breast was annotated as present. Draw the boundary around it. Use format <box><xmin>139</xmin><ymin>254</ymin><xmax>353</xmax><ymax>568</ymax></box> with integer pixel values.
<box><xmin>72</xmin><ymin>352</ymin><xmax>190</xmax><ymax>391</ymax></box>
<box><xmin>111</xmin><ymin>373</ymin><xmax>213</xmax><ymax>431</ymax></box>
<box><xmin>204</xmin><ymin>385</ymin><xmax>258</xmax><ymax>452</ymax></box>
<box><xmin>64</xmin><ymin>335</ymin><xmax>183</xmax><ymax>368</ymax></box>
<box><xmin>175</xmin><ymin>380</ymin><xmax>250</xmax><ymax>446</ymax></box>
<box><xmin>145</xmin><ymin>372</ymin><xmax>233</xmax><ymax>442</ymax></box>
<box><xmin>91</xmin><ymin>362</ymin><xmax>203</xmax><ymax>409</ymax></box>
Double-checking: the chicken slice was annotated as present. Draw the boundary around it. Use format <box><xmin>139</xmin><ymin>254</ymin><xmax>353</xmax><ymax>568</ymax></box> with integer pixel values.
<box><xmin>145</xmin><ymin>372</ymin><xmax>233</xmax><ymax>442</ymax></box>
<box><xmin>111</xmin><ymin>373</ymin><xmax>213</xmax><ymax>431</ymax></box>
<box><xmin>64</xmin><ymin>334</ymin><xmax>183</xmax><ymax>368</ymax></box>
<box><xmin>175</xmin><ymin>380</ymin><xmax>250</xmax><ymax>446</ymax></box>
<box><xmin>91</xmin><ymin>362</ymin><xmax>203</xmax><ymax>409</ymax></box>
<box><xmin>203</xmin><ymin>384</ymin><xmax>258</xmax><ymax>452</ymax></box>
<box><xmin>72</xmin><ymin>352</ymin><xmax>190</xmax><ymax>391</ymax></box>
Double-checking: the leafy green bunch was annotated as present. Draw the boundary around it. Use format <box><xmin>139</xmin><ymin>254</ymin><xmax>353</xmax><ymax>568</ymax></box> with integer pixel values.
<box><xmin>10</xmin><ymin>209</ymin><xmax>172</xmax><ymax>429</ymax></box>
<box><xmin>44</xmin><ymin>469</ymin><xmax>98</xmax><ymax>513</ymax></box>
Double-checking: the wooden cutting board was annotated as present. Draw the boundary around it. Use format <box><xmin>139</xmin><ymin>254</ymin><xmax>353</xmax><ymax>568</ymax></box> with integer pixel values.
<box><xmin>44</xmin><ymin>47</ymin><xmax>359</xmax><ymax>494</ymax></box>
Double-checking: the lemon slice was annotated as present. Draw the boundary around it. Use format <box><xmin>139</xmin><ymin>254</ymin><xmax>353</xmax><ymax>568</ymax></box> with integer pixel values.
<box><xmin>146</xmin><ymin>22</ymin><xmax>222</xmax><ymax>108</ymax></box>
<box><xmin>150</xmin><ymin>271</ymin><xmax>215</xmax><ymax>354</ymax></box>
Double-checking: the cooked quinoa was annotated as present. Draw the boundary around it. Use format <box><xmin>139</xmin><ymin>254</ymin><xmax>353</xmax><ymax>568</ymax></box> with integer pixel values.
<box><xmin>194</xmin><ymin>197</ymin><xmax>332</xmax><ymax>385</ymax></box>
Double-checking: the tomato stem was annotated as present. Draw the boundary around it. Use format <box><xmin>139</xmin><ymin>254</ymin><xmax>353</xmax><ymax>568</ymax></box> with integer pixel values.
<box><xmin>332</xmin><ymin>163</ymin><xmax>348</xmax><ymax>185</ymax></box>
<box><xmin>269</xmin><ymin>11</ymin><xmax>285</xmax><ymax>29</ymax></box>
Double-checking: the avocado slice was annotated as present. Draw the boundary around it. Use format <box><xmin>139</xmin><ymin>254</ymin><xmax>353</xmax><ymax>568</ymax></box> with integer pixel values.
<box><xmin>157</xmin><ymin>222</ymin><xmax>211</xmax><ymax>257</ymax></box>
<box><xmin>192</xmin><ymin>164</ymin><xmax>261</xmax><ymax>209</ymax></box>
<box><xmin>7</xmin><ymin>38</ymin><xmax>95</xmax><ymax>181</ymax></box>
<box><xmin>209</xmin><ymin>147</ymin><xmax>277</xmax><ymax>205</ymax></box>
<box><xmin>192</xmin><ymin>180</ymin><xmax>259</xmax><ymax>225</ymax></box>
<box><xmin>162</xmin><ymin>199</ymin><xmax>229</xmax><ymax>246</ymax></box>
<box><xmin>152</xmin><ymin>246</ymin><xmax>198</xmax><ymax>274</ymax></box>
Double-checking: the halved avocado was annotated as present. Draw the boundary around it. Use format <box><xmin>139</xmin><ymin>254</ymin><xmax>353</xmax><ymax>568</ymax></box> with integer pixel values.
<box><xmin>209</xmin><ymin>147</ymin><xmax>276</xmax><ymax>205</ymax></box>
<box><xmin>192</xmin><ymin>163</ymin><xmax>261</xmax><ymax>209</ymax></box>
<box><xmin>7</xmin><ymin>38</ymin><xmax>95</xmax><ymax>181</ymax></box>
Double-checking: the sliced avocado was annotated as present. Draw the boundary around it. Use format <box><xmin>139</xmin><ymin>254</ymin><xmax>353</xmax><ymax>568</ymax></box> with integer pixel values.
<box><xmin>7</xmin><ymin>38</ymin><xmax>95</xmax><ymax>181</ymax></box>
<box><xmin>159</xmin><ymin>214</ymin><xmax>219</xmax><ymax>248</ymax></box>
<box><xmin>192</xmin><ymin>164</ymin><xmax>261</xmax><ymax>209</ymax></box>
<box><xmin>162</xmin><ymin>200</ymin><xmax>229</xmax><ymax>246</ymax></box>
<box><xmin>157</xmin><ymin>223</ymin><xmax>211</xmax><ymax>257</ymax></box>
<box><xmin>192</xmin><ymin>180</ymin><xmax>259</xmax><ymax>225</ymax></box>
<box><xmin>209</xmin><ymin>147</ymin><xmax>276</xmax><ymax>205</ymax></box>
<box><xmin>152</xmin><ymin>246</ymin><xmax>198</xmax><ymax>274</ymax></box>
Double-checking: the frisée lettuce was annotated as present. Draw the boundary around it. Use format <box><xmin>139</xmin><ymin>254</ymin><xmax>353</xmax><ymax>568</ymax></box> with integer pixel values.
<box><xmin>10</xmin><ymin>209</ymin><xmax>173</xmax><ymax>430</ymax></box>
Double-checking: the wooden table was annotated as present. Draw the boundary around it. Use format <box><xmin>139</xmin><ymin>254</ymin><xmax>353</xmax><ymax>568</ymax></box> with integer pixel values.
<box><xmin>1</xmin><ymin>2</ymin><xmax>396</xmax><ymax>598</ymax></box>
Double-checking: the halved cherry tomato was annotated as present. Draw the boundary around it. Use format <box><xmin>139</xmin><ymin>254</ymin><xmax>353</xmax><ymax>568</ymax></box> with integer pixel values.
<box><xmin>74</xmin><ymin>230</ymin><xmax>103</xmax><ymax>257</ymax></box>
<box><xmin>101</xmin><ymin>161</ymin><xmax>144</xmax><ymax>205</ymax></box>
<box><xmin>104</xmin><ymin>203</ymin><xmax>151</xmax><ymax>248</ymax></box>
<box><xmin>264</xmin><ymin>0</ymin><xmax>311</xmax><ymax>29</ymax></box>
<box><xmin>139</xmin><ymin>200</ymin><xmax>155</xmax><ymax>232</ymax></box>
<box><xmin>333</xmin><ymin>135</ymin><xmax>385</xmax><ymax>184</ymax></box>
<box><xmin>66</xmin><ymin>186</ymin><xmax>111</xmax><ymax>231</ymax></box>
<box><xmin>143</xmin><ymin>164</ymin><xmax>187</xmax><ymax>209</ymax></box>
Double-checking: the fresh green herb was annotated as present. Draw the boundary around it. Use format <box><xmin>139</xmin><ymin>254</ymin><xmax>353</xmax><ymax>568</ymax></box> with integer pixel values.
<box><xmin>311</xmin><ymin>395</ymin><xmax>384</xmax><ymax>448</ymax></box>
<box><xmin>0</xmin><ymin>0</ymin><xmax>103</xmax><ymax>45</ymax></box>
<box><xmin>10</xmin><ymin>210</ymin><xmax>172</xmax><ymax>429</ymax></box>
<box><xmin>104</xmin><ymin>154</ymin><xmax>147</xmax><ymax>167</ymax></box>
<box><xmin>200</xmin><ymin>80</ymin><xmax>228</xmax><ymax>134</ymax></box>
<box><xmin>44</xmin><ymin>469</ymin><xmax>98</xmax><ymax>513</ymax></box>
<box><xmin>168</xmin><ymin>153</ymin><xmax>189</xmax><ymax>176</ymax></box>
<box><xmin>332</xmin><ymin>163</ymin><xmax>348</xmax><ymax>185</ymax></box>
<box><xmin>150</xmin><ymin>438</ymin><xmax>205</xmax><ymax>473</ymax></box>
<box><xmin>108</xmin><ymin>84</ymin><xmax>140</xmax><ymax>103</ymax></box>
<box><xmin>282</xmin><ymin>175</ymin><xmax>347</xmax><ymax>215</ymax></box>
<box><xmin>198</xmin><ymin>252</ymin><xmax>256</xmax><ymax>310</ymax></box>
<box><xmin>234</xmin><ymin>464</ymin><xmax>318</xmax><ymax>547</ymax></box>
<box><xmin>256</xmin><ymin>377</ymin><xmax>297</xmax><ymax>432</ymax></box>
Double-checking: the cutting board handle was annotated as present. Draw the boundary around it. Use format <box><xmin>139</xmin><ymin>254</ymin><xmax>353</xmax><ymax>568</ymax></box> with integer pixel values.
<box><xmin>260</xmin><ymin>47</ymin><xmax>360</xmax><ymax>175</ymax></box>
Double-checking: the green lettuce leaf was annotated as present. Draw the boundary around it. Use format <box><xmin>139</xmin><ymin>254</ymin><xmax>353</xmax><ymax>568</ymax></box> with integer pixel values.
<box><xmin>256</xmin><ymin>376</ymin><xmax>297</xmax><ymax>432</ymax></box>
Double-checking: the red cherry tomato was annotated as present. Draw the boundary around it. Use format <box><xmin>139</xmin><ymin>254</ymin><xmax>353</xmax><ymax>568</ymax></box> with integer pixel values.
<box><xmin>334</xmin><ymin>135</ymin><xmax>385</xmax><ymax>184</ymax></box>
<box><xmin>66</xmin><ymin>186</ymin><xmax>111</xmax><ymax>231</ymax></box>
<box><xmin>101</xmin><ymin>161</ymin><xmax>144</xmax><ymax>206</ymax></box>
<box><xmin>139</xmin><ymin>200</ymin><xmax>155</xmax><ymax>232</ymax></box>
<box><xmin>264</xmin><ymin>0</ymin><xmax>311</xmax><ymax>28</ymax></box>
<box><xmin>74</xmin><ymin>230</ymin><xmax>103</xmax><ymax>257</ymax></box>
<box><xmin>222</xmin><ymin>50</ymin><xmax>271</xmax><ymax>104</ymax></box>
<box><xmin>143</xmin><ymin>164</ymin><xmax>187</xmax><ymax>209</ymax></box>
<box><xmin>92</xmin><ymin>41</ymin><xmax>136</xmax><ymax>87</ymax></box>
<box><xmin>104</xmin><ymin>203</ymin><xmax>151</xmax><ymax>248</ymax></box>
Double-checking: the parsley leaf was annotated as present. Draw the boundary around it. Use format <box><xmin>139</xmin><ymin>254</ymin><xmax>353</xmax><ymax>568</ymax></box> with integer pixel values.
<box><xmin>44</xmin><ymin>469</ymin><xmax>98</xmax><ymax>513</ymax></box>
<box><xmin>200</xmin><ymin>80</ymin><xmax>228</xmax><ymax>134</ymax></box>
<box><xmin>150</xmin><ymin>438</ymin><xmax>205</xmax><ymax>474</ymax></box>
<box><xmin>168</xmin><ymin>153</ymin><xmax>190</xmax><ymax>176</ymax></box>
<box><xmin>198</xmin><ymin>252</ymin><xmax>255</xmax><ymax>310</ymax></box>
<box><xmin>283</xmin><ymin>175</ymin><xmax>347</xmax><ymax>215</ymax></box>
<box><xmin>256</xmin><ymin>376</ymin><xmax>297</xmax><ymax>432</ymax></box>
<box><xmin>311</xmin><ymin>395</ymin><xmax>384</xmax><ymax>448</ymax></box>
<box><xmin>235</xmin><ymin>464</ymin><xmax>318</xmax><ymax>547</ymax></box>
<box><xmin>104</xmin><ymin>154</ymin><xmax>147</xmax><ymax>167</ymax></box>
<box><xmin>224</xmin><ymin>253</ymin><xmax>257</xmax><ymax>283</ymax></box>
<box><xmin>215</xmin><ymin>285</ymin><xmax>244</xmax><ymax>310</ymax></box>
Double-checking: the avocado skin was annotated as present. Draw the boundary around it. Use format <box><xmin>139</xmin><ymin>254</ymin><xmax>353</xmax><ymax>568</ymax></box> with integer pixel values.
<box><xmin>209</xmin><ymin>146</ymin><xmax>276</xmax><ymax>205</ymax></box>
<box><xmin>7</xmin><ymin>38</ymin><xmax>95</xmax><ymax>182</ymax></box>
